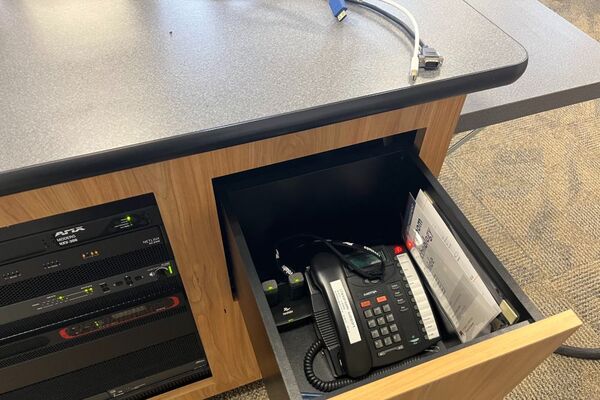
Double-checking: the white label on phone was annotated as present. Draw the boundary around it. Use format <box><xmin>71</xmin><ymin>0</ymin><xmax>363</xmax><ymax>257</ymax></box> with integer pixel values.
<box><xmin>330</xmin><ymin>279</ymin><xmax>362</xmax><ymax>344</ymax></box>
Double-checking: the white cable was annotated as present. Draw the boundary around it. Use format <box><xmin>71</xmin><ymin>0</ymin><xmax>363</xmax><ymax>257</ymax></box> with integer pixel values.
<box><xmin>376</xmin><ymin>0</ymin><xmax>421</xmax><ymax>80</ymax></box>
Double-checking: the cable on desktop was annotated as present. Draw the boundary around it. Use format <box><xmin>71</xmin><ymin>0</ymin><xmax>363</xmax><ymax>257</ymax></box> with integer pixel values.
<box><xmin>328</xmin><ymin>0</ymin><xmax>443</xmax><ymax>81</ymax></box>
<box><xmin>376</xmin><ymin>0</ymin><xmax>420</xmax><ymax>80</ymax></box>
<box><xmin>348</xmin><ymin>0</ymin><xmax>424</xmax><ymax>48</ymax></box>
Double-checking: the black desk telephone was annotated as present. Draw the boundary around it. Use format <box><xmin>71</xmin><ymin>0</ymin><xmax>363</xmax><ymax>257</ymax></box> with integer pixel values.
<box><xmin>302</xmin><ymin>242</ymin><xmax>440</xmax><ymax>392</ymax></box>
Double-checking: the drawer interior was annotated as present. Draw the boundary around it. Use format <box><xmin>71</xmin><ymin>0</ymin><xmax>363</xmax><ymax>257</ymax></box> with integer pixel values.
<box><xmin>215</xmin><ymin>140</ymin><xmax>539</xmax><ymax>398</ymax></box>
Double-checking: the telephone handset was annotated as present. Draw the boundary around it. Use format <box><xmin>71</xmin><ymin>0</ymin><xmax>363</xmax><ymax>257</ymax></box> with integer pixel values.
<box><xmin>305</xmin><ymin>244</ymin><xmax>440</xmax><ymax>391</ymax></box>
<box><xmin>309</xmin><ymin>251</ymin><xmax>373</xmax><ymax>378</ymax></box>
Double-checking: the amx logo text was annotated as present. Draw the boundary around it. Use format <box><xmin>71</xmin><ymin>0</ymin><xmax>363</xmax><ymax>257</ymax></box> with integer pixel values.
<box><xmin>55</xmin><ymin>226</ymin><xmax>86</xmax><ymax>237</ymax></box>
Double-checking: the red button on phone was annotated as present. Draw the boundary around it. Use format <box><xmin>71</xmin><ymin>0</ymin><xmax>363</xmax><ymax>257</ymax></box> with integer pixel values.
<box><xmin>376</xmin><ymin>296</ymin><xmax>387</xmax><ymax>303</ymax></box>
<box><xmin>360</xmin><ymin>300</ymin><xmax>371</xmax><ymax>308</ymax></box>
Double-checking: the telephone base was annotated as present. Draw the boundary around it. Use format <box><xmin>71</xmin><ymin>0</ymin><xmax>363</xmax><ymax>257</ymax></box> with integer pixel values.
<box><xmin>270</xmin><ymin>282</ymin><xmax>313</xmax><ymax>331</ymax></box>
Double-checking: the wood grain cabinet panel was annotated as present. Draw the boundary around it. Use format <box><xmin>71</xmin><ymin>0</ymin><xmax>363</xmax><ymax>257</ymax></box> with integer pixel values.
<box><xmin>1</xmin><ymin>96</ymin><xmax>576</xmax><ymax>400</ymax></box>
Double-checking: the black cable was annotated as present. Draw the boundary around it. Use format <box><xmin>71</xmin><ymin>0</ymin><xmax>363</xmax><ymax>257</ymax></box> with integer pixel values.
<box><xmin>275</xmin><ymin>234</ymin><xmax>385</xmax><ymax>279</ymax></box>
<box><xmin>304</xmin><ymin>339</ymin><xmax>426</xmax><ymax>392</ymax></box>
<box><xmin>346</xmin><ymin>0</ymin><xmax>425</xmax><ymax>49</ymax></box>
<box><xmin>555</xmin><ymin>345</ymin><xmax>600</xmax><ymax>360</ymax></box>
<box><xmin>304</xmin><ymin>340</ymin><xmax>357</xmax><ymax>392</ymax></box>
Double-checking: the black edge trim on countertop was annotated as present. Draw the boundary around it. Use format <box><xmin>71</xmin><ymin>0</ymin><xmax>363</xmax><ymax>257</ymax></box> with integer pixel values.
<box><xmin>457</xmin><ymin>81</ymin><xmax>600</xmax><ymax>132</ymax></box>
<box><xmin>0</xmin><ymin>57</ymin><xmax>527</xmax><ymax>197</ymax></box>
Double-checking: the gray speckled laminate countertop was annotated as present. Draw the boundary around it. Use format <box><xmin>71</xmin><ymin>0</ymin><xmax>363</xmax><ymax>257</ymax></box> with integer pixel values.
<box><xmin>0</xmin><ymin>0</ymin><xmax>527</xmax><ymax>195</ymax></box>
<box><xmin>460</xmin><ymin>0</ymin><xmax>600</xmax><ymax>132</ymax></box>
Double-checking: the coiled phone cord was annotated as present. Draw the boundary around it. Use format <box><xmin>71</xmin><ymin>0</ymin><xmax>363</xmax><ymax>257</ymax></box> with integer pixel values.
<box><xmin>304</xmin><ymin>339</ymin><xmax>427</xmax><ymax>392</ymax></box>
<box><xmin>304</xmin><ymin>340</ymin><xmax>357</xmax><ymax>392</ymax></box>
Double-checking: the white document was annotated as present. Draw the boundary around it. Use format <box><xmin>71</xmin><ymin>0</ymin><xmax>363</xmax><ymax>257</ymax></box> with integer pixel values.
<box><xmin>404</xmin><ymin>190</ymin><xmax>501</xmax><ymax>342</ymax></box>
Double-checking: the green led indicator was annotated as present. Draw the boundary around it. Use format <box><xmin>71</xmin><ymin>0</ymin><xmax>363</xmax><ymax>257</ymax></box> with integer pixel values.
<box><xmin>58</xmin><ymin>295</ymin><xmax>65</xmax><ymax>301</ymax></box>
<box><xmin>294</xmin><ymin>278</ymin><xmax>300</xmax><ymax>283</ymax></box>
<box><xmin>168</xmin><ymin>264</ymin><xmax>173</xmax><ymax>275</ymax></box>
<box><xmin>126</xmin><ymin>215</ymin><xmax>132</xmax><ymax>222</ymax></box>
<box><xmin>267</xmin><ymin>286</ymin><xmax>273</xmax><ymax>291</ymax></box>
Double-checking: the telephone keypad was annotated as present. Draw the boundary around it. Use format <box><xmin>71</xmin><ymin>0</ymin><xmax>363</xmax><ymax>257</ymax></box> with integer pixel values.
<box><xmin>362</xmin><ymin>297</ymin><xmax>409</xmax><ymax>358</ymax></box>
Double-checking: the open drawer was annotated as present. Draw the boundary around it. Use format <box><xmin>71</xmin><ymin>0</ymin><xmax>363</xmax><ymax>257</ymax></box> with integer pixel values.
<box><xmin>215</xmin><ymin>141</ymin><xmax>580</xmax><ymax>400</ymax></box>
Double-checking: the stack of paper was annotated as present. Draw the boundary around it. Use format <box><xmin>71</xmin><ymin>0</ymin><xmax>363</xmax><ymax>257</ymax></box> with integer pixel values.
<box><xmin>403</xmin><ymin>190</ymin><xmax>501</xmax><ymax>343</ymax></box>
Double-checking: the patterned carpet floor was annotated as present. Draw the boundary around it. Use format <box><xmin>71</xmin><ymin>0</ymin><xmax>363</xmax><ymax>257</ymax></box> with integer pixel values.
<box><xmin>445</xmin><ymin>1</ymin><xmax>600</xmax><ymax>397</ymax></box>
<box><xmin>441</xmin><ymin>102</ymin><xmax>600</xmax><ymax>400</ymax></box>
<box><xmin>210</xmin><ymin>1</ymin><xmax>599</xmax><ymax>398</ymax></box>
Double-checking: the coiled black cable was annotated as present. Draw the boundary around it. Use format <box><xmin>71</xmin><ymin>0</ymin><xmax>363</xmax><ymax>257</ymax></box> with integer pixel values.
<box><xmin>304</xmin><ymin>340</ymin><xmax>357</xmax><ymax>392</ymax></box>
<box><xmin>304</xmin><ymin>339</ymin><xmax>426</xmax><ymax>392</ymax></box>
